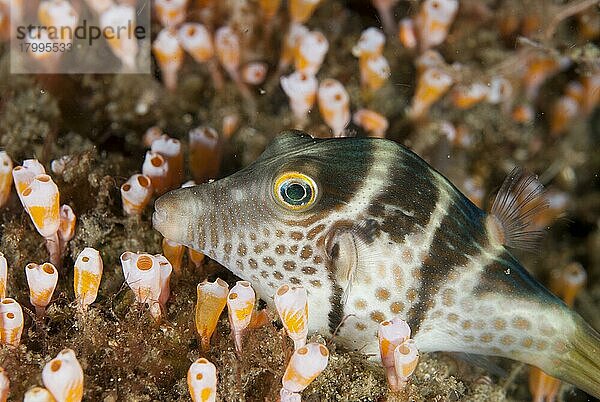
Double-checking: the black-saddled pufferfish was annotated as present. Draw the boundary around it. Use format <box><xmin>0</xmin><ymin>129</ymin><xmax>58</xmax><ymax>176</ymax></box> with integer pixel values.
<box><xmin>153</xmin><ymin>130</ymin><xmax>600</xmax><ymax>398</ymax></box>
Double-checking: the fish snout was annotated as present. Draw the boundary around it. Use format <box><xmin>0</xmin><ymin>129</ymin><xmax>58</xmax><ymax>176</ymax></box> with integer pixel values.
<box><xmin>152</xmin><ymin>206</ymin><xmax>168</xmax><ymax>234</ymax></box>
<box><xmin>152</xmin><ymin>188</ymin><xmax>195</xmax><ymax>244</ymax></box>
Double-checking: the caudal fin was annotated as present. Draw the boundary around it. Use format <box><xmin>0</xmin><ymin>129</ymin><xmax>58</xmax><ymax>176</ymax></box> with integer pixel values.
<box><xmin>554</xmin><ymin>317</ymin><xmax>600</xmax><ymax>398</ymax></box>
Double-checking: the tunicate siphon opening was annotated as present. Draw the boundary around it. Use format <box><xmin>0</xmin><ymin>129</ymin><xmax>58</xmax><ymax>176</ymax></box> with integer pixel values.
<box><xmin>216</xmin><ymin>278</ymin><xmax>227</xmax><ymax>288</ymax></box>
<box><xmin>121</xmin><ymin>252</ymin><xmax>132</xmax><ymax>262</ymax></box>
<box><xmin>138</xmin><ymin>176</ymin><xmax>150</xmax><ymax>187</ymax></box>
<box><xmin>197</xmin><ymin>358</ymin><xmax>208</xmax><ymax>364</ymax></box>
<box><xmin>298</xmin><ymin>347</ymin><xmax>308</xmax><ymax>355</ymax></box>
<box><xmin>6</xmin><ymin>313</ymin><xmax>14</xmax><ymax>319</ymax></box>
<box><xmin>196</xmin><ymin>373</ymin><xmax>203</xmax><ymax>380</ymax></box>
<box><xmin>398</xmin><ymin>344</ymin><xmax>410</xmax><ymax>355</ymax></box>
<box><xmin>122</xmin><ymin>183</ymin><xmax>131</xmax><ymax>192</ymax></box>
<box><xmin>151</xmin><ymin>156</ymin><xmax>163</xmax><ymax>167</ymax></box>
<box><xmin>187</xmin><ymin>26</ymin><xmax>196</xmax><ymax>36</ymax></box>
<box><xmin>36</xmin><ymin>175</ymin><xmax>51</xmax><ymax>183</ymax></box>
<box><xmin>51</xmin><ymin>360</ymin><xmax>62</xmax><ymax>372</ymax></box>
<box><xmin>229</xmin><ymin>293</ymin><xmax>238</xmax><ymax>300</ymax></box>
<box><xmin>2</xmin><ymin>299</ymin><xmax>13</xmax><ymax>304</ymax></box>
<box><xmin>201</xmin><ymin>127</ymin><xmax>218</xmax><ymax>141</ymax></box>
<box><xmin>137</xmin><ymin>255</ymin><xmax>154</xmax><ymax>270</ymax></box>
<box><xmin>319</xmin><ymin>345</ymin><xmax>329</xmax><ymax>356</ymax></box>
<box><xmin>22</xmin><ymin>188</ymin><xmax>32</xmax><ymax>196</ymax></box>
<box><xmin>42</xmin><ymin>264</ymin><xmax>55</xmax><ymax>274</ymax></box>
<box><xmin>82</xmin><ymin>256</ymin><xmax>89</xmax><ymax>263</ymax></box>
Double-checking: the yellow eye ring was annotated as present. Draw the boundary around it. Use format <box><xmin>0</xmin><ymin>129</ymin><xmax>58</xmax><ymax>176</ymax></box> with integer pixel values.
<box><xmin>274</xmin><ymin>172</ymin><xmax>318</xmax><ymax>211</ymax></box>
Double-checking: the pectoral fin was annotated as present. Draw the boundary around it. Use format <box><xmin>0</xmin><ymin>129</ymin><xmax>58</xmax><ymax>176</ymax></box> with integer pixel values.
<box><xmin>487</xmin><ymin>167</ymin><xmax>549</xmax><ymax>251</ymax></box>
<box><xmin>325</xmin><ymin>219</ymin><xmax>383</xmax><ymax>304</ymax></box>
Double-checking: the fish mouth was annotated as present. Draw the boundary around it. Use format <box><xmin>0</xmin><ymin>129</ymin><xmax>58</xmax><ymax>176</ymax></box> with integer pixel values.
<box><xmin>152</xmin><ymin>184</ymin><xmax>214</xmax><ymax>247</ymax></box>
<box><xmin>152</xmin><ymin>191</ymin><xmax>185</xmax><ymax>242</ymax></box>
<box><xmin>152</xmin><ymin>208</ymin><xmax>168</xmax><ymax>236</ymax></box>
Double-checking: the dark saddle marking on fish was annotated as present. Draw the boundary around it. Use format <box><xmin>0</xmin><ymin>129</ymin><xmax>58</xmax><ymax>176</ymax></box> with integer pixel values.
<box><xmin>472</xmin><ymin>250</ymin><xmax>559</xmax><ymax>304</ymax></box>
<box><xmin>408</xmin><ymin>194</ymin><xmax>488</xmax><ymax>332</ymax></box>
<box><xmin>368</xmin><ymin>152</ymin><xmax>440</xmax><ymax>244</ymax></box>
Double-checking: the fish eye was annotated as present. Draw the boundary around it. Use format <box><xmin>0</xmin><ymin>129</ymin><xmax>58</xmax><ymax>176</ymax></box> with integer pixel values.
<box><xmin>274</xmin><ymin>172</ymin><xmax>317</xmax><ymax>210</ymax></box>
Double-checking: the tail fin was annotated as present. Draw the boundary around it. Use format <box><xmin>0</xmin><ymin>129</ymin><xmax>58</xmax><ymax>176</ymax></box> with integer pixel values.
<box><xmin>553</xmin><ymin>317</ymin><xmax>600</xmax><ymax>398</ymax></box>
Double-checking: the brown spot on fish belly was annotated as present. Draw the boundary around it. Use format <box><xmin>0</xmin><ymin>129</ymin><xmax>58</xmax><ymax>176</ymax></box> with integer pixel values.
<box><xmin>480</xmin><ymin>333</ymin><xmax>494</xmax><ymax>343</ymax></box>
<box><xmin>442</xmin><ymin>289</ymin><xmax>456</xmax><ymax>306</ymax></box>
<box><xmin>390</xmin><ymin>301</ymin><xmax>405</xmax><ymax>314</ymax></box>
<box><xmin>355</xmin><ymin>322</ymin><xmax>367</xmax><ymax>331</ymax></box>
<box><xmin>354</xmin><ymin>299</ymin><xmax>367</xmax><ymax>310</ymax></box>
<box><xmin>375</xmin><ymin>287</ymin><xmax>390</xmax><ymax>301</ymax></box>
<box><xmin>370</xmin><ymin>311</ymin><xmax>385</xmax><ymax>323</ymax></box>
<box><xmin>522</xmin><ymin>338</ymin><xmax>534</xmax><ymax>348</ymax></box>
<box><xmin>300</xmin><ymin>245</ymin><xmax>313</xmax><ymax>259</ymax></box>
<box><xmin>513</xmin><ymin>317</ymin><xmax>531</xmax><ymax>330</ymax></box>
<box><xmin>393</xmin><ymin>266</ymin><xmax>404</xmax><ymax>287</ymax></box>
<box><xmin>493</xmin><ymin>319</ymin><xmax>507</xmax><ymax>330</ymax></box>
<box><xmin>283</xmin><ymin>261</ymin><xmax>296</xmax><ymax>271</ymax></box>
<box><xmin>254</xmin><ymin>243</ymin><xmax>268</xmax><ymax>254</ymax></box>
<box><xmin>501</xmin><ymin>335</ymin><xmax>515</xmax><ymax>345</ymax></box>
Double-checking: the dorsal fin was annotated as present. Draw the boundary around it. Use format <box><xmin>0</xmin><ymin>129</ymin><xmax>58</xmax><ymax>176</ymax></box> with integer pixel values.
<box><xmin>256</xmin><ymin>130</ymin><xmax>317</xmax><ymax>161</ymax></box>
<box><xmin>487</xmin><ymin>167</ymin><xmax>549</xmax><ymax>251</ymax></box>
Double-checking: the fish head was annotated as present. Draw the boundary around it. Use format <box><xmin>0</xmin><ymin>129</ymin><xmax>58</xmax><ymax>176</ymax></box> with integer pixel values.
<box><xmin>153</xmin><ymin>130</ymin><xmax>377</xmax><ymax>281</ymax></box>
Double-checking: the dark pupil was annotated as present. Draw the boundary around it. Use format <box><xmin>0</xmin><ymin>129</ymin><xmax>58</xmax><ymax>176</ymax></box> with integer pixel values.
<box><xmin>282</xmin><ymin>181</ymin><xmax>310</xmax><ymax>205</ymax></box>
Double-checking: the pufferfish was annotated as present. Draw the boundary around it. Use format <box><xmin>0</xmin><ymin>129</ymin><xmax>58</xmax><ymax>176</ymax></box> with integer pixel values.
<box><xmin>153</xmin><ymin>130</ymin><xmax>600</xmax><ymax>398</ymax></box>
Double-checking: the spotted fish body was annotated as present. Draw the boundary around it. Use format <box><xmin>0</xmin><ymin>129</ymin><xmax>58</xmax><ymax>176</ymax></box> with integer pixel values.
<box><xmin>153</xmin><ymin>131</ymin><xmax>600</xmax><ymax>397</ymax></box>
